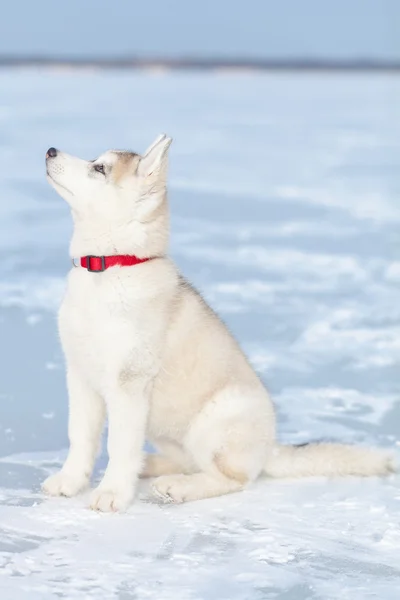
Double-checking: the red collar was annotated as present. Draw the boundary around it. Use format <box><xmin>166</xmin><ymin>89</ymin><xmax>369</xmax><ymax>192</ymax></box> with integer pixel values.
<box><xmin>78</xmin><ymin>255</ymin><xmax>152</xmax><ymax>272</ymax></box>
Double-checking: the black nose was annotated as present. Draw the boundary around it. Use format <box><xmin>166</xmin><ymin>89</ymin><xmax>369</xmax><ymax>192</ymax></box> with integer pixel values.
<box><xmin>46</xmin><ymin>147</ymin><xmax>57</xmax><ymax>158</ymax></box>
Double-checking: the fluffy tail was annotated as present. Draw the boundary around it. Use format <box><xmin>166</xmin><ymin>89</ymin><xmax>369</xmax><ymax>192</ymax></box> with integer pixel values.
<box><xmin>264</xmin><ymin>443</ymin><xmax>396</xmax><ymax>478</ymax></box>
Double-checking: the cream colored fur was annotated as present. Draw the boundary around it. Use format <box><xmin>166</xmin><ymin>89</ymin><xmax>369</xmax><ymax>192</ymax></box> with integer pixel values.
<box><xmin>42</xmin><ymin>134</ymin><xmax>395</xmax><ymax>512</ymax></box>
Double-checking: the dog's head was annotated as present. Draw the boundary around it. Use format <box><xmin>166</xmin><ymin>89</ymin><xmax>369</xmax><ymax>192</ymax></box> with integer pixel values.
<box><xmin>46</xmin><ymin>134</ymin><xmax>172</xmax><ymax>255</ymax></box>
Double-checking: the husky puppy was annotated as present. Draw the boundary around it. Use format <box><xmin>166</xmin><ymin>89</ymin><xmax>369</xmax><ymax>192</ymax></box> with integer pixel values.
<box><xmin>42</xmin><ymin>135</ymin><xmax>395</xmax><ymax>512</ymax></box>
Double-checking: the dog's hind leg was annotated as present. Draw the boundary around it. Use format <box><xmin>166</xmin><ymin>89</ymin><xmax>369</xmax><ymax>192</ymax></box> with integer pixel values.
<box><xmin>140</xmin><ymin>454</ymin><xmax>184</xmax><ymax>478</ymax></box>
<box><xmin>141</xmin><ymin>439</ymin><xmax>196</xmax><ymax>478</ymax></box>
<box><xmin>151</xmin><ymin>440</ymin><xmax>252</xmax><ymax>503</ymax></box>
<box><xmin>151</xmin><ymin>471</ymin><xmax>244</xmax><ymax>503</ymax></box>
<box><xmin>151</xmin><ymin>387</ymin><xmax>271</xmax><ymax>503</ymax></box>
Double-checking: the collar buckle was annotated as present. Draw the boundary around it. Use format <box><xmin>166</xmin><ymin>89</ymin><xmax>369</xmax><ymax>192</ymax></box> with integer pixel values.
<box><xmin>86</xmin><ymin>255</ymin><xmax>106</xmax><ymax>272</ymax></box>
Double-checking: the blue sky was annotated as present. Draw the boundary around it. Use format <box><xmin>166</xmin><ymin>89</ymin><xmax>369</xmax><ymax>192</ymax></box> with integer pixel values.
<box><xmin>0</xmin><ymin>0</ymin><xmax>398</xmax><ymax>60</ymax></box>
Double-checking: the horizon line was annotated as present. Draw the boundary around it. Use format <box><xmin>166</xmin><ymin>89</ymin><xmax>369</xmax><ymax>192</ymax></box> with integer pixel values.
<box><xmin>1</xmin><ymin>56</ymin><xmax>400</xmax><ymax>72</ymax></box>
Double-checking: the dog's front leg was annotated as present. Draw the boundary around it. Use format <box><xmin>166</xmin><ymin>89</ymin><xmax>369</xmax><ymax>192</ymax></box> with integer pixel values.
<box><xmin>90</xmin><ymin>379</ymin><xmax>149</xmax><ymax>513</ymax></box>
<box><xmin>42</xmin><ymin>368</ymin><xmax>106</xmax><ymax>497</ymax></box>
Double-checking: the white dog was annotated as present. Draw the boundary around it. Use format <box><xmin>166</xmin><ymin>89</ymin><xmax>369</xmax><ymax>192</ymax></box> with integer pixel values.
<box><xmin>42</xmin><ymin>135</ymin><xmax>395</xmax><ymax>512</ymax></box>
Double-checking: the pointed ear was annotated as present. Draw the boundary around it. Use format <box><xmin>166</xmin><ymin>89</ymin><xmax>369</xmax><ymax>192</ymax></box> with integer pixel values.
<box><xmin>138</xmin><ymin>134</ymin><xmax>172</xmax><ymax>179</ymax></box>
<box><xmin>143</xmin><ymin>133</ymin><xmax>167</xmax><ymax>157</ymax></box>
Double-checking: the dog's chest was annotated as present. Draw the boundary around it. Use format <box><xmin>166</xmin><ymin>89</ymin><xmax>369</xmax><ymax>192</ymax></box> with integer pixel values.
<box><xmin>58</xmin><ymin>271</ymin><xmax>145</xmax><ymax>389</ymax></box>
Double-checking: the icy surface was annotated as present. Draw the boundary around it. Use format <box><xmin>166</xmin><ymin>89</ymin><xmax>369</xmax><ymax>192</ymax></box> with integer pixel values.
<box><xmin>0</xmin><ymin>71</ymin><xmax>399</xmax><ymax>598</ymax></box>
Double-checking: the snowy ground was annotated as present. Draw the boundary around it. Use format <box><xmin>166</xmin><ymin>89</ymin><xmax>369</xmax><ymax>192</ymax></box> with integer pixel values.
<box><xmin>0</xmin><ymin>70</ymin><xmax>399</xmax><ymax>599</ymax></box>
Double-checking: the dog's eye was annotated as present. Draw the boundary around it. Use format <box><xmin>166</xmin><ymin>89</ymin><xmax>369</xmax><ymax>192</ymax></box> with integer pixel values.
<box><xmin>94</xmin><ymin>164</ymin><xmax>105</xmax><ymax>175</ymax></box>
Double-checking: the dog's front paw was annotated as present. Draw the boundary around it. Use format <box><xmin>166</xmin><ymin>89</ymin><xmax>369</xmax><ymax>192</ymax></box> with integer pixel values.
<box><xmin>42</xmin><ymin>470</ymin><xmax>89</xmax><ymax>498</ymax></box>
<box><xmin>89</xmin><ymin>484</ymin><xmax>133</xmax><ymax>513</ymax></box>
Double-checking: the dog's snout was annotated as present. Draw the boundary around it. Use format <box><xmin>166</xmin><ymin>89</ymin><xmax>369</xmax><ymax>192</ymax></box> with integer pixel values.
<box><xmin>46</xmin><ymin>147</ymin><xmax>58</xmax><ymax>159</ymax></box>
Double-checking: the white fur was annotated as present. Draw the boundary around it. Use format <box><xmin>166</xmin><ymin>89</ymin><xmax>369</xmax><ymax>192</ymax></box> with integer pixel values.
<box><xmin>42</xmin><ymin>135</ymin><xmax>396</xmax><ymax>512</ymax></box>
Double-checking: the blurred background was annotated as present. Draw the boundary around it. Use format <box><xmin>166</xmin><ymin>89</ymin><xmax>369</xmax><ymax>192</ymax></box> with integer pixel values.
<box><xmin>0</xmin><ymin>0</ymin><xmax>399</xmax><ymax>63</ymax></box>
<box><xmin>0</xmin><ymin>2</ymin><xmax>399</xmax><ymax>597</ymax></box>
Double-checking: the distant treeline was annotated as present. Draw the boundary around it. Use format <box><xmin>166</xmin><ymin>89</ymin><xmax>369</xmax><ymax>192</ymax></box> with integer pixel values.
<box><xmin>0</xmin><ymin>56</ymin><xmax>400</xmax><ymax>71</ymax></box>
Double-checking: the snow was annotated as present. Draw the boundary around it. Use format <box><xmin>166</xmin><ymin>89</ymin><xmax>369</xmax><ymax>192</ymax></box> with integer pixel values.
<box><xmin>0</xmin><ymin>70</ymin><xmax>399</xmax><ymax>599</ymax></box>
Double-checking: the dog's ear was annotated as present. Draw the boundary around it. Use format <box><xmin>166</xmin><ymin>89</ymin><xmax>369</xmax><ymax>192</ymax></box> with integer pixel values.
<box><xmin>142</xmin><ymin>134</ymin><xmax>168</xmax><ymax>157</ymax></box>
<box><xmin>138</xmin><ymin>134</ymin><xmax>172</xmax><ymax>180</ymax></box>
